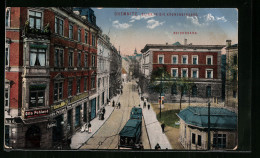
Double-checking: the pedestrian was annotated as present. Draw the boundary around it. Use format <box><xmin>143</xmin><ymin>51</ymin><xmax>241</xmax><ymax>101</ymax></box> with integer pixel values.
<box><xmin>112</xmin><ymin>100</ymin><xmax>115</xmax><ymax>107</ymax></box>
<box><xmin>144</xmin><ymin>102</ymin><xmax>146</xmax><ymax>108</ymax></box>
<box><xmin>161</xmin><ymin>122</ymin><xmax>165</xmax><ymax>134</ymax></box>
<box><xmin>118</xmin><ymin>102</ymin><xmax>121</xmax><ymax>109</ymax></box>
<box><xmin>155</xmin><ymin>143</ymin><xmax>161</xmax><ymax>150</ymax></box>
<box><xmin>102</xmin><ymin>107</ymin><xmax>106</xmax><ymax>115</ymax></box>
<box><xmin>88</xmin><ymin>123</ymin><xmax>92</xmax><ymax>133</ymax></box>
<box><xmin>138</xmin><ymin>104</ymin><xmax>140</xmax><ymax>107</ymax></box>
<box><xmin>148</xmin><ymin>104</ymin><xmax>150</xmax><ymax>110</ymax></box>
<box><xmin>139</xmin><ymin>142</ymin><xmax>144</xmax><ymax>150</ymax></box>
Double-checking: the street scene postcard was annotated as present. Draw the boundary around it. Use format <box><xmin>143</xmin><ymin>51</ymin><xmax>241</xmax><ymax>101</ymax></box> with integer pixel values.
<box><xmin>4</xmin><ymin>7</ymin><xmax>238</xmax><ymax>150</ymax></box>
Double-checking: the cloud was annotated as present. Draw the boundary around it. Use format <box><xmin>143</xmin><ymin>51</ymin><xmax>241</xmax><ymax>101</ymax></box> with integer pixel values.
<box><xmin>112</xmin><ymin>20</ymin><xmax>132</xmax><ymax>29</ymax></box>
<box><xmin>186</xmin><ymin>16</ymin><xmax>204</xmax><ymax>26</ymax></box>
<box><xmin>216</xmin><ymin>16</ymin><xmax>227</xmax><ymax>22</ymax></box>
<box><xmin>129</xmin><ymin>19</ymin><xmax>135</xmax><ymax>23</ymax></box>
<box><xmin>146</xmin><ymin>19</ymin><xmax>165</xmax><ymax>29</ymax></box>
<box><xmin>204</xmin><ymin>13</ymin><xmax>215</xmax><ymax>22</ymax></box>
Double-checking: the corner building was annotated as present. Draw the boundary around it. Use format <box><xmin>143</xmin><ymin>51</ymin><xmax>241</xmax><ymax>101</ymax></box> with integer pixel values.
<box><xmin>5</xmin><ymin>7</ymin><xmax>100</xmax><ymax>149</ymax></box>
<box><xmin>140</xmin><ymin>42</ymin><xmax>224</xmax><ymax>103</ymax></box>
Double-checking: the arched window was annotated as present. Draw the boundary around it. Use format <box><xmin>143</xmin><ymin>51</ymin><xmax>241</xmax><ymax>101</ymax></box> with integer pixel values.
<box><xmin>192</xmin><ymin>85</ymin><xmax>197</xmax><ymax>97</ymax></box>
<box><xmin>206</xmin><ymin>86</ymin><xmax>211</xmax><ymax>97</ymax></box>
<box><xmin>171</xmin><ymin>84</ymin><xmax>177</xmax><ymax>95</ymax></box>
<box><xmin>6</xmin><ymin>8</ymin><xmax>10</xmax><ymax>27</ymax></box>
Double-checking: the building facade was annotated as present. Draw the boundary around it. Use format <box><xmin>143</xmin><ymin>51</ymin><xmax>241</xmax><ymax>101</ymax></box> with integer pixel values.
<box><xmin>140</xmin><ymin>41</ymin><xmax>224</xmax><ymax>103</ymax></box>
<box><xmin>5</xmin><ymin>7</ymin><xmax>100</xmax><ymax>149</ymax></box>
<box><xmin>225</xmin><ymin>40</ymin><xmax>238</xmax><ymax>112</ymax></box>
<box><xmin>97</xmin><ymin>33</ymin><xmax>111</xmax><ymax>110</ymax></box>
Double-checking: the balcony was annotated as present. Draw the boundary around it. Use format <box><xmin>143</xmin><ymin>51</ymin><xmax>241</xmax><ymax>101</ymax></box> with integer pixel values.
<box><xmin>22</xmin><ymin>21</ymin><xmax>51</xmax><ymax>39</ymax></box>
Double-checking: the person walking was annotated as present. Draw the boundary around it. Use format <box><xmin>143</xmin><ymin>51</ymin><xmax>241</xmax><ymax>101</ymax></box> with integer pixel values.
<box><xmin>148</xmin><ymin>104</ymin><xmax>150</xmax><ymax>110</ymax></box>
<box><xmin>88</xmin><ymin>123</ymin><xmax>92</xmax><ymax>133</ymax></box>
<box><xmin>155</xmin><ymin>143</ymin><xmax>161</xmax><ymax>150</ymax></box>
<box><xmin>118</xmin><ymin>102</ymin><xmax>121</xmax><ymax>109</ymax></box>
<box><xmin>112</xmin><ymin>100</ymin><xmax>115</xmax><ymax>107</ymax></box>
<box><xmin>161</xmin><ymin>122</ymin><xmax>165</xmax><ymax>134</ymax></box>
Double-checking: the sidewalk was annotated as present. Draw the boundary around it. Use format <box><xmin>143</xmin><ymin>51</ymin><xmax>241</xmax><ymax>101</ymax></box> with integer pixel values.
<box><xmin>141</xmin><ymin>100</ymin><xmax>173</xmax><ymax>150</ymax></box>
<box><xmin>70</xmin><ymin>94</ymin><xmax>121</xmax><ymax>149</ymax></box>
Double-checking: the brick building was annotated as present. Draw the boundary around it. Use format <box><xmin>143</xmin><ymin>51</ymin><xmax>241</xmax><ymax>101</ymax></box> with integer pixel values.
<box><xmin>140</xmin><ymin>40</ymin><xmax>225</xmax><ymax>103</ymax></box>
<box><xmin>5</xmin><ymin>7</ymin><xmax>100</xmax><ymax>149</ymax></box>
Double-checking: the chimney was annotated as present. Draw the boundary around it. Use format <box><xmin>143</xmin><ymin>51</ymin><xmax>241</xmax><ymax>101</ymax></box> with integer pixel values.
<box><xmin>226</xmin><ymin>40</ymin><xmax>231</xmax><ymax>47</ymax></box>
<box><xmin>184</xmin><ymin>39</ymin><xmax>187</xmax><ymax>45</ymax></box>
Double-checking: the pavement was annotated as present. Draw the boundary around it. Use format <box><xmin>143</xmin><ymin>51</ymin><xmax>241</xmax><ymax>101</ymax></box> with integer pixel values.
<box><xmin>70</xmin><ymin>94</ymin><xmax>121</xmax><ymax>149</ymax></box>
<box><xmin>140</xmin><ymin>95</ymin><xmax>173</xmax><ymax>149</ymax></box>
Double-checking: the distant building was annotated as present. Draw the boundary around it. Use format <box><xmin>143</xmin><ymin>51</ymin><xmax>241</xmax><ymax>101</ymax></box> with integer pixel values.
<box><xmin>177</xmin><ymin>106</ymin><xmax>237</xmax><ymax>150</ymax></box>
<box><xmin>225</xmin><ymin>40</ymin><xmax>238</xmax><ymax>112</ymax></box>
<box><xmin>140</xmin><ymin>40</ymin><xmax>225</xmax><ymax>103</ymax></box>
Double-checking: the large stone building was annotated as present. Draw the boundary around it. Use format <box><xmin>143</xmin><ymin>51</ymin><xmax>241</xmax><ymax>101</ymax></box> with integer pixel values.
<box><xmin>4</xmin><ymin>7</ymin><xmax>100</xmax><ymax>149</ymax></box>
<box><xmin>177</xmin><ymin>106</ymin><xmax>237</xmax><ymax>150</ymax></box>
<box><xmin>140</xmin><ymin>40</ymin><xmax>225</xmax><ymax>103</ymax></box>
<box><xmin>224</xmin><ymin>40</ymin><xmax>238</xmax><ymax>112</ymax></box>
<box><xmin>97</xmin><ymin>33</ymin><xmax>111</xmax><ymax>110</ymax></box>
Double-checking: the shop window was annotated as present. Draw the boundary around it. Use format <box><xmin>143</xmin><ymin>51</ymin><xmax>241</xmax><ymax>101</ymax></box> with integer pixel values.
<box><xmin>192</xmin><ymin>133</ymin><xmax>196</xmax><ymax>144</ymax></box>
<box><xmin>29</xmin><ymin>10</ymin><xmax>42</xmax><ymax>29</ymax></box>
<box><xmin>75</xmin><ymin>106</ymin><xmax>81</xmax><ymax>127</ymax></box>
<box><xmin>198</xmin><ymin>135</ymin><xmax>201</xmax><ymax>146</ymax></box>
<box><xmin>55</xmin><ymin>17</ymin><xmax>64</xmax><ymax>36</ymax></box>
<box><xmin>54</xmin><ymin>48</ymin><xmax>64</xmax><ymax>67</ymax></box>
<box><xmin>213</xmin><ymin>134</ymin><xmax>226</xmax><ymax>148</ymax></box>
<box><xmin>29</xmin><ymin>85</ymin><xmax>46</xmax><ymax>108</ymax></box>
<box><xmin>5</xmin><ymin>125</ymin><xmax>10</xmax><ymax>147</ymax></box>
<box><xmin>30</xmin><ymin>48</ymin><xmax>46</xmax><ymax>67</ymax></box>
<box><xmin>67</xmin><ymin>109</ymin><xmax>72</xmax><ymax>132</ymax></box>
<box><xmin>69</xmin><ymin>24</ymin><xmax>73</xmax><ymax>39</ymax></box>
<box><xmin>54</xmin><ymin>82</ymin><xmax>63</xmax><ymax>101</ymax></box>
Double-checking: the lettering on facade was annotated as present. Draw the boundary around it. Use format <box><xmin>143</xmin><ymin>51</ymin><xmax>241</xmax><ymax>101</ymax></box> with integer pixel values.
<box><xmin>47</xmin><ymin>121</ymin><xmax>57</xmax><ymax>128</ymax></box>
<box><xmin>24</xmin><ymin>109</ymin><xmax>49</xmax><ymax>118</ymax></box>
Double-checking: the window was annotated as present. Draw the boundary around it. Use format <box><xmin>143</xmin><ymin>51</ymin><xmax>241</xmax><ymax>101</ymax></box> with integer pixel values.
<box><xmin>103</xmin><ymin>77</ymin><xmax>105</xmax><ymax>87</ymax></box>
<box><xmin>171</xmin><ymin>68</ymin><xmax>178</xmax><ymax>77</ymax></box>
<box><xmin>5</xmin><ymin>44</ymin><xmax>9</xmax><ymax>67</ymax></box>
<box><xmin>68</xmin><ymin>51</ymin><xmax>73</xmax><ymax>67</ymax></box>
<box><xmin>5</xmin><ymin>89</ymin><xmax>9</xmax><ymax>108</ymax></box>
<box><xmin>92</xmin><ymin>34</ymin><xmax>96</xmax><ymax>46</ymax></box>
<box><xmin>68</xmin><ymin>80</ymin><xmax>73</xmax><ymax>97</ymax></box>
<box><xmin>69</xmin><ymin>24</ymin><xmax>73</xmax><ymax>39</ymax></box>
<box><xmin>182</xmin><ymin>55</ymin><xmax>188</xmax><ymax>64</ymax></box>
<box><xmin>29</xmin><ymin>10</ymin><xmax>42</xmax><ymax>29</ymax></box>
<box><xmin>84</xmin><ymin>102</ymin><xmax>87</xmax><ymax>122</ymax></box>
<box><xmin>6</xmin><ymin>8</ymin><xmax>10</xmax><ymax>27</ymax></box>
<box><xmin>67</xmin><ymin>109</ymin><xmax>72</xmax><ymax>132</ymax></box>
<box><xmin>91</xmin><ymin>77</ymin><xmax>95</xmax><ymax>89</ymax></box>
<box><xmin>171</xmin><ymin>84</ymin><xmax>177</xmax><ymax>95</ymax></box>
<box><xmin>192</xmin><ymin>55</ymin><xmax>198</xmax><ymax>64</ymax></box>
<box><xmin>192</xmin><ymin>133</ymin><xmax>196</xmax><ymax>144</ymax></box>
<box><xmin>98</xmin><ymin>78</ymin><xmax>101</xmax><ymax>88</ymax></box>
<box><xmin>84</xmin><ymin>78</ymin><xmax>88</xmax><ymax>91</ymax></box>
<box><xmin>182</xmin><ymin>68</ymin><xmax>188</xmax><ymax>78</ymax></box>
<box><xmin>54</xmin><ymin>82</ymin><xmax>63</xmax><ymax>101</ymax></box>
<box><xmin>54</xmin><ymin>48</ymin><xmax>64</xmax><ymax>67</ymax></box>
<box><xmin>192</xmin><ymin>69</ymin><xmax>198</xmax><ymax>78</ymax></box>
<box><xmin>78</xmin><ymin>28</ymin><xmax>81</xmax><ymax>42</ymax></box>
<box><xmin>233</xmin><ymin>90</ymin><xmax>237</xmax><ymax>98</ymax></box>
<box><xmin>206</xmin><ymin>69</ymin><xmax>213</xmax><ymax>78</ymax></box>
<box><xmin>84</xmin><ymin>53</ymin><xmax>88</xmax><ymax>67</ymax></box>
<box><xmin>158</xmin><ymin>55</ymin><xmax>164</xmax><ymax>64</ymax></box>
<box><xmin>30</xmin><ymin>48</ymin><xmax>46</xmax><ymax>66</ymax></box>
<box><xmin>206</xmin><ymin>55</ymin><xmax>213</xmax><ymax>65</ymax></box>
<box><xmin>206</xmin><ymin>86</ymin><xmax>211</xmax><ymax>97</ymax></box>
<box><xmin>29</xmin><ymin>85</ymin><xmax>46</xmax><ymax>107</ymax></box>
<box><xmin>232</xmin><ymin>71</ymin><xmax>237</xmax><ymax>81</ymax></box>
<box><xmin>55</xmin><ymin>17</ymin><xmax>64</xmax><ymax>36</ymax></box>
<box><xmin>172</xmin><ymin>55</ymin><xmax>178</xmax><ymax>64</ymax></box>
<box><xmin>5</xmin><ymin>125</ymin><xmax>10</xmax><ymax>147</ymax></box>
<box><xmin>92</xmin><ymin>55</ymin><xmax>96</xmax><ymax>67</ymax></box>
<box><xmin>198</xmin><ymin>135</ymin><xmax>201</xmax><ymax>146</ymax></box>
<box><xmin>233</xmin><ymin>55</ymin><xmax>237</xmax><ymax>65</ymax></box>
<box><xmin>213</xmin><ymin>134</ymin><xmax>226</xmax><ymax>148</ymax></box>
<box><xmin>75</xmin><ymin>106</ymin><xmax>81</xmax><ymax>127</ymax></box>
<box><xmin>77</xmin><ymin>51</ymin><xmax>81</xmax><ymax>67</ymax></box>
<box><xmin>85</xmin><ymin>31</ymin><xmax>88</xmax><ymax>44</ymax></box>
<box><xmin>192</xmin><ymin>85</ymin><xmax>197</xmax><ymax>97</ymax></box>
<box><xmin>76</xmin><ymin>78</ymin><xmax>81</xmax><ymax>94</ymax></box>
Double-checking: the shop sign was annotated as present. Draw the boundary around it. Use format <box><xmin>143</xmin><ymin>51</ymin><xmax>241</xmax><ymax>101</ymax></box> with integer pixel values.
<box><xmin>71</xmin><ymin>92</ymin><xmax>88</xmax><ymax>103</ymax></box>
<box><xmin>52</xmin><ymin>99</ymin><xmax>68</xmax><ymax>110</ymax></box>
<box><xmin>47</xmin><ymin>121</ymin><xmax>57</xmax><ymax>128</ymax></box>
<box><xmin>24</xmin><ymin>108</ymin><xmax>49</xmax><ymax>118</ymax></box>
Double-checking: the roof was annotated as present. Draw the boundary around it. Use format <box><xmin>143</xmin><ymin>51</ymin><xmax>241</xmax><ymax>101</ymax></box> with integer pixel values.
<box><xmin>177</xmin><ymin>106</ymin><xmax>237</xmax><ymax>130</ymax></box>
<box><xmin>173</xmin><ymin>42</ymin><xmax>181</xmax><ymax>46</ymax></box>
<box><xmin>119</xmin><ymin>119</ymin><xmax>142</xmax><ymax>137</ymax></box>
<box><xmin>130</xmin><ymin>107</ymin><xmax>142</xmax><ymax>119</ymax></box>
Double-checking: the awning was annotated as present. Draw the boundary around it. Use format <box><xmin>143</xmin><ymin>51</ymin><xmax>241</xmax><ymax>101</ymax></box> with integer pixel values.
<box><xmin>29</xmin><ymin>44</ymin><xmax>48</xmax><ymax>49</ymax></box>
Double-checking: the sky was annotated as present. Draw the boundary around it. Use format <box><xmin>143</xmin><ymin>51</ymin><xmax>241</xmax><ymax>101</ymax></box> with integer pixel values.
<box><xmin>92</xmin><ymin>8</ymin><xmax>238</xmax><ymax>56</ymax></box>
